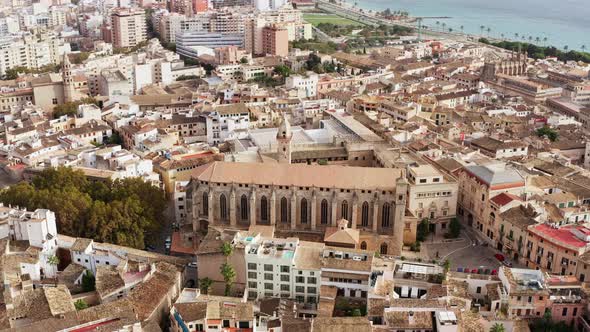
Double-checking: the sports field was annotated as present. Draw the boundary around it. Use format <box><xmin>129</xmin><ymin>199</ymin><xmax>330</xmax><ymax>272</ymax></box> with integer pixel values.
<box><xmin>303</xmin><ymin>13</ymin><xmax>362</xmax><ymax>26</ymax></box>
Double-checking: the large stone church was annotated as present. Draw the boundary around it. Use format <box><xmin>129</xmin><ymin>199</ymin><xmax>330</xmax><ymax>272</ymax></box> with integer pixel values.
<box><xmin>185</xmin><ymin>116</ymin><xmax>413</xmax><ymax>255</ymax></box>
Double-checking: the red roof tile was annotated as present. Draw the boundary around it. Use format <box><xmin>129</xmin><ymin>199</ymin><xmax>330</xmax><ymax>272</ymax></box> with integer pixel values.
<box><xmin>491</xmin><ymin>192</ymin><xmax>522</xmax><ymax>207</ymax></box>
<box><xmin>531</xmin><ymin>224</ymin><xmax>588</xmax><ymax>249</ymax></box>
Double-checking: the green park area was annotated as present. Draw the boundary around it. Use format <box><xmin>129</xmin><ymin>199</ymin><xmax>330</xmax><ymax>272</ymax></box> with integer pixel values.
<box><xmin>303</xmin><ymin>13</ymin><xmax>361</xmax><ymax>26</ymax></box>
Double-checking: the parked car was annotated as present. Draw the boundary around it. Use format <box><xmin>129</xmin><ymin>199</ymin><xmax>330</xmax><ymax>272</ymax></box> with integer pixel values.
<box><xmin>494</xmin><ymin>253</ymin><xmax>505</xmax><ymax>262</ymax></box>
<box><xmin>502</xmin><ymin>260</ymin><xmax>513</xmax><ymax>267</ymax></box>
<box><xmin>165</xmin><ymin>236</ymin><xmax>171</xmax><ymax>245</ymax></box>
<box><xmin>187</xmin><ymin>262</ymin><xmax>197</xmax><ymax>268</ymax></box>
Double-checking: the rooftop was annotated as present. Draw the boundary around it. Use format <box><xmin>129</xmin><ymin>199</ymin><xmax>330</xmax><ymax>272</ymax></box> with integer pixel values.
<box><xmin>190</xmin><ymin>161</ymin><xmax>403</xmax><ymax>191</ymax></box>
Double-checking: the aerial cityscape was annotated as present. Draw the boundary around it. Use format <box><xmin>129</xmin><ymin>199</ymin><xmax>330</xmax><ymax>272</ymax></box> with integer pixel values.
<box><xmin>0</xmin><ymin>0</ymin><xmax>589</xmax><ymax>331</ymax></box>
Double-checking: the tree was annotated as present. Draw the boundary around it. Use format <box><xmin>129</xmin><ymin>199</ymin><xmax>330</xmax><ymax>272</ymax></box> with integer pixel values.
<box><xmin>176</xmin><ymin>75</ymin><xmax>200</xmax><ymax>81</ymax></box>
<box><xmin>417</xmin><ymin>218</ymin><xmax>430</xmax><ymax>241</ymax></box>
<box><xmin>564</xmin><ymin>45</ymin><xmax>569</xmax><ymax>51</ymax></box>
<box><xmin>199</xmin><ymin>277</ymin><xmax>213</xmax><ymax>294</ymax></box>
<box><xmin>220</xmin><ymin>262</ymin><xmax>236</xmax><ymax>296</ymax></box>
<box><xmin>220</xmin><ymin>242</ymin><xmax>233</xmax><ymax>257</ymax></box>
<box><xmin>490</xmin><ymin>323</ymin><xmax>505</xmax><ymax>332</ymax></box>
<box><xmin>0</xmin><ymin>167</ymin><xmax>166</xmax><ymax>249</ymax></box>
<box><xmin>82</xmin><ymin>270</ymin><xmax>96</xmax><ymax>292</ymax></box>
<box><xmin>536</xmin><ymin>126</ymin><xmax>558</xmax><ymax>142</ymax></box>
<box><xmin>443</xmin><ymin>259</ymin><xmax>451</xmax><ymax>274</ymax></box>
<box><xmin>240</xmin><ymin>57</ymin><xmax>248</xmax><ymax>64</ymax></box>
<box><xmin>273</xmin><ymin>64</ymin><xmax>291</xmax><ymax>78</ymax></box>
<box><xmin>74</xmin><ymin>299</ymin><xmax>88</xmax><ymax>310</ymax></box>
<box><xmin>448</xmin><ymin>217</ymin><xmax>461</xmax><ymax>238</ymax></box>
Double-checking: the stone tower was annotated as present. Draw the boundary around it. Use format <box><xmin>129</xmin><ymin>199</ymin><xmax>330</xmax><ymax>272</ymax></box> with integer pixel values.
<box><xmin>62</xmin><ymin>53</ymin><xmax>75</xmax><ymax>103</ymax></box>
<box><xmin>276</xmin><ymin>114</ymin><xmax>292</xmax><ymax>164</ymax></box>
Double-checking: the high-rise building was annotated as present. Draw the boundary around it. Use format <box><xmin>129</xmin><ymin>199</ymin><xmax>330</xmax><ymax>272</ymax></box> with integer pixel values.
<box><xmin>262</xmin><ymin>24</ymin><xmax>288</xmax><ymax>57</ymax></box>
<box><xmin>110</xmin><ymin>7</ymin><xmax>147</xmax><ymax>48</ymax></box>
<box><xmin>192</xmin><ymin>0</ymin><xmax>208</xmax><ymax>12</ymax></box>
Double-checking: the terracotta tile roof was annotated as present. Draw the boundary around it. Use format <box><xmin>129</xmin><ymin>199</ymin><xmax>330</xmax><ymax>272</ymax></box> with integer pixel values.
<box><xmin>190</xmin><ymin>161</ymin><xmax>402</xmax><ymax>191</ymax></box>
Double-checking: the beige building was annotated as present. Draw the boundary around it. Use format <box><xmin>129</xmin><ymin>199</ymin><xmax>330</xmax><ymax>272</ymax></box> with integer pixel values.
<box><xmin>407</xmin><ymin>164</ymin><xmax>458</xmax><ymax>234</ymax></box>
<box><xmin>456</xmin><ymin>162</ymin><xmax>526</xmax><ymax>244</ymax></box>
<box><xmin>262</xmin><ymin>24</ymin><xmax>288</xmax><ymax>57</ymax></box>
<box><xmin>111</xmin><ymin>8</ymin><xmax>147</xmax><ymax>49</ymax></box>
<box><xmin>186</xmin><ymin>161</ymin><xmax>412</xmax><ymax>255</ymax></box>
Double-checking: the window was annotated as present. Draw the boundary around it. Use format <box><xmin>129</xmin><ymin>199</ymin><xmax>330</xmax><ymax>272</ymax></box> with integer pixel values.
<box><xmin>260</xmin><ymin>196</ymin><xmax>268</xmax><ymax>221</ymax></box>
<box><xmin>248</xmin><ymin>272</ymin><xmax>257</xmax><ymax>279</ymax></box>
<box><xmin>220</xmin><ymin>194</ymin><xmax>228</xmax><ymax>220</ymax></box>
<box><xmin>280</xmin><ymin>275</ymin><xmax>289</xmax><ymax>282</ymax></box>
<box><xmin>280</xmin><ymin>266</ymin><xmax>290</xmax><ymax>273</ymax></box>
<box><xmin>360</xmin><ymin>241</ymin><xmax>367</xmax><ymax>250</ymax></box>
<box><xmin>574</xmin><ymin>308</ymin><xmax>578</xmax><ymax>316</ymax></box>
<box><xmin>202</xmin><ymin>192</ymin><xmax>208</xmax><ymax>215</ymax></box>
<box><xmin>341</xmin><ymin>200</ymin><xmax>349</xmax><ymax>220</ymax></box>
<box><xmin>264</xmin><ymin>283</ymin><xmax>273</xmax><ymax>290</ymax></box>
<box><xmin>380</xmin><ymin>243</ymin><xmax>388</xmax><ymax>255</ymax></box>
<box><xmin>476</xmin><ymin>286</ymin><xmax>481</xmax><ymax>294</ymax></box>
<box><xmin>280</xmin><ymin>197</ymin><xmax>288</xmax><ymax>223</ymax></box>
<box><xmin>381</xmin><ymin>203</ymin><xmax>391</xmax><ymax>227</ymax></box>
<box><xmin>321</xmin><ymin>199</ymin><xmax>329</xmax><ymax>224</ymax></box>
<box><xmin>248</xmin><ymin>263</ymin><xmax>257</xmax><ymax>270</ymax></box>
<box><xmin>307</xmin><ymin>277</ymin><xmax>317</xmax><ymax>284</ymax></box>
<box><xmin>419</xmin><ymin>179</ymin><xmax>426</xmax><ymax>183</ymax></box>
<box><xmin>264</xmin><ymin>264</ymin><xmax>273</xmax><ymax>272</ymax></box>
<box><xmin>248</xmin><ymin>281</ymin><xmax>257</xmax><ymax>288</ymax></box>
<box><xmin>307</xmin><ymin>287</ymin><xmax>317</xmax><ymax>294</ymax></box>
<box><xmin>280</xmin><ymin>284</ymin><xmax>290</xmax><ymax>292</ymax></box>
<box><xmin>300</xmin><ymin>198</ymin><xmax>308</xmax><ymax>224</ymax></box>
<box><xmin>296</xmin><ymin>276</ymin><xmax>305</xmax><ymax>283</ymax></box>
<box><xmin>264</xmin><ymin>273</ymin><xmax>273</xmax><ymax>281</ymax></box>
<box><xmin>295</xmin><ymin>286</ymin><xmax>305</xmax><ymax>293</ymax></box>
<box><xmin>239</xmin><ymin>194</ymin><xmax>248</xmax><ymax>220</ymax></box>
<box><xmin>562</xmin><ymin>308</ymin><xmax>568</xmax><ymax>316</ymax></box>
<box><xmin>361</xmin><ymin>202</ymin><xmax>369</xmax><ymax>227</ymax></box>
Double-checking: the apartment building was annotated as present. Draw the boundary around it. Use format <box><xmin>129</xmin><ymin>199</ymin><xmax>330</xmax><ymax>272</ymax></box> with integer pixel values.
<box><xmin>0</xmin><ymin>34</ymin><xmax>68</xmax><ymax>77</ymax></box>
<box><xmin>245</xmin><ymin>237</ymin><xmax>322</xmax><ymax>304</ymax></box>
<box><xmin>525</xmin><ymin>224</ymin><xmax>590</xmax><ymax>275</ymax></box>
<box><xmin>285</xmin><ymin>72</ymin><xmax>319</xmax><ymax>98</ymax></box>
<box><xmin>320</xmin><ymin>246</ymin><xmax>373</xmax><ymax>298</ymax></box>
<box><xmin>262</xmin><ymin>24</ymin><xmax>288</xmax><ymax>57</ymax></box>
<box><xmin>111</xmin><ymin>7</ymin><xmax>147</xmax><ymax>48</ymax></box>
<box><xmin>205</xmin><ymin>102</ymin><xmax>250</xmax><ymax>144</ymax></box>
<box><xmin>497</xmin><ymin>267</ymin><xmax>586</xmax><ymax>323</ymax></box>
<box><xmin>456</xmin><ymin>162</ymin><xmax>526</xmax><ymax>244</ymax></box>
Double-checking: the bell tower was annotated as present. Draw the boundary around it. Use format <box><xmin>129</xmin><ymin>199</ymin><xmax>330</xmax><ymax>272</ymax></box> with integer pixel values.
<box><xmin>276</xmin><ymin>114</ymin><xmax>292</xmax><ymax>164</ymax></box>
<box><xmin>62</xmin><ymin>53</ymin><xmax>75</xmax><ymax>103</ymax></box>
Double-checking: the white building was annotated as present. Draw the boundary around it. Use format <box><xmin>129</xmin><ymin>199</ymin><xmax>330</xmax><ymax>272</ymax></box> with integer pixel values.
<box><xmin>286</xmin><ymin>73</ymin><xmax>319</xmax><ymax>98</ymax></box>
<box><xmin>0</xmin><ymin>205</ymin><xmax>59</xmax><ymax>280</ymax></box>
<box><xmin>206</xmin><ymin>103</ymin><xmax>250</xmax><ymax>145</ymax></box>
<box><xmin>242</xmin><ymin>234</ymin><xmax>322</xmax><ymax>305</ymax></box>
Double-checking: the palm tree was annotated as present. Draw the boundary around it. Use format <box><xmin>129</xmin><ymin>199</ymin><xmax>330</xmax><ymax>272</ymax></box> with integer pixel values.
<box><xmin>543</xmin><ymin>37</ymin><xmax>548</xmax><ymax>46</ymax></box>
<box><xmin>486</xmin><ymin>27</ymin><xmax>491</xmax><ymax>37</ymax></box>
<box><xmin>528</xmin><ymin>36</ymin><xmax>533</xmax><ymax>43</ymax></box>
<box><xmin>220</xmin><ymin>262</ymin><xmax>236</xmax><ymax>296</ymax></box>
<box><xmin>500</xmin><ymin>33</ymin><xmax>505</xmax><ymax>40</ymax></box>
<box><xmin>199</xmin><ymin>277</ymin><xmax>213</xmax><ymax>294</ymax></box>
<box><xmin>490</xmin><ymin>323</ymin><xmax>506</xmax><ymax>332</ymax></box>
<box><xmin>582</xmin><ymin>45</ymin><xmax>586</xmax><ymax>52</ymax></box>
<box><xmin>442</xmin><ymin>22</ymin><xmax>446</xmax><ymax>32</ymax></box>
<box><xmin>448</xmin><ymin>28</ymin><xmax>453</xmax><ymax>33</ymax></box>
<box><xmin>435</xmin><ymin>21</ymin><xmax>440</xmax><ymax>31</ymax></box>
<box><xmin>514</xmin><ymin>33</ymin><xmax>519</xmax><ymax>40</ymax></box>
<box><xmin>460</xmin><ymin>25</ymin><xmax>464</xmax><ymax>34</ymax></box>
<box><xmin>47</xmin><ymin>255</ymin><xmax>59</xmax><ymax>276</ymax></box>
<box><xmin>480</xmin><ymin>25</ymin><xmax>485</xmax><ymax>36</ymax></box>
<box><xmin>535</xmin><ymin>37</ymin><xmax>540</xmax><ymax>45</ymax></box>
<box><xmin>564</xmin><ymin>45</ymin><xmax>569</xmax><ymax>51</ymax></box>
